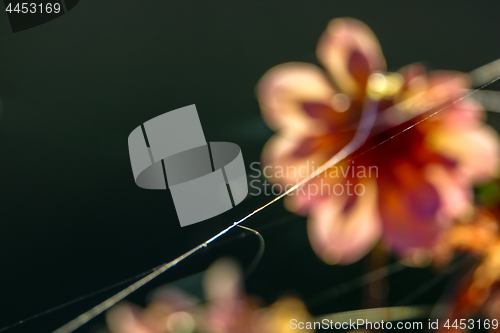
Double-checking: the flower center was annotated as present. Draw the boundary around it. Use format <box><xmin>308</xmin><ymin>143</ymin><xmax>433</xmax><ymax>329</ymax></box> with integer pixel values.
<box><xmin>367</xmin><ymin>72</ymin><xmax>404</xmax><ymax>100</ymax></box>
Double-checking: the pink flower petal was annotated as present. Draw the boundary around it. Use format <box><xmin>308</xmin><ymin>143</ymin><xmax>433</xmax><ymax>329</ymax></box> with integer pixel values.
<box><xmin>307</xmin><ymin>180</ymin><xmax>382</xmax><ymax>264</ymax></box>
<box><xmin>257</xmin><ymin>62</ymin><xmax>336</xmax><ymax>132</ymax></box>
<box><xmin>106</xmin><ymin>303</ymin><xmax>154</xmax><ymax>333</ymax></box>
<box><xmin>317</xmin><ymin>18</ymin><xmax>386</xmax><ymax>96</ymax></box>
<box><xmin>378</xmin><ymin>176</ymin><xmax>443</xmax><ymax>254</ymax></box>
<box><xmin>428</xmin><ymin>125</ymin><xmax>500</xmax><ymax>183</ymax></box>
<box><xmin>261</xmin><ymin>133</ymin><xmax>329</xmax><ymax>186</ymax></box>
<box><xmin>425</xmin><ymin>164</ymin><xmax>473</xmax><ymax>221</ymax></box>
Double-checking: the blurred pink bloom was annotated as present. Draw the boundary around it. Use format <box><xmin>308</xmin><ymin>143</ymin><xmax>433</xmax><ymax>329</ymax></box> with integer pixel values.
<box><xmin>257</xmin><ymin>18</ymin><xmax>500</xmax><ymax>264</ymax></box>
<box><xmin>105</xmin><ymin>259</ymin><xmax>311</xmax><ymax>333</ymax></box>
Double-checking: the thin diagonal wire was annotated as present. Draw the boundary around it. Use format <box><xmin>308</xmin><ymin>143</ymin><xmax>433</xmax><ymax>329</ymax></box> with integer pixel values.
<box><xmin>429</xmin><ymin>254</ymin><xmax>479</xmax><ymax>320</ymax></box>
<box><xmin>308</xmin><ymin>261</ymin><xmax>406</xmax><ymax>307</ymax></box>
<box><xmin>0</xmin><ymin>214</ymin><xmax>298</xmax><ymax>333</ymax></box>
<box><xmin>349</xmin><ymin>77</ymin><xmax>500</xmax><ymax>163</ymax></box>
<box><xmin>52</xmin><ymin>96</ymin><xmax>379</xmax><ymax>333</ymax></box>
<box><xmin>52</xmin><ymin>76</ymin><xmax>500</xmax><ymax>333</ymax></box>
<box><xmin>0</xmin><ymin>265</ymin><xmax>163</xmax><ymax>333</ymax></box>
<box><xmin>394</xmin><ymin>258</ymin><xmax>467</xmax><ymax>307</ymax></box>
<box><xmin>315</xmin><ymin>305</ymin><xmax>432</xmax><ymax>324</ymax></box>
<box><xmin>237</xmin><ymin>225</ymin><xmax>266</xmax><ymax>278</ymax></box>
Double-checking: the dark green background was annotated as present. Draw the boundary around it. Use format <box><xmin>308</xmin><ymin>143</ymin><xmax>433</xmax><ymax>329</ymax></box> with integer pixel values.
<box><xmin>0</xmin><ymin>1</ymin><xmax>499</xmax><ymax>332</ymax></box>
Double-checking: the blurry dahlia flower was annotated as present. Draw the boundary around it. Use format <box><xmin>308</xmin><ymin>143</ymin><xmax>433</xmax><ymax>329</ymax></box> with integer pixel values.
<box><xmin>257</xmin><ymin>18</ymin><xmax>500</xmax><ymax>265</ymax></box>
<box><xmin>433</xmin><ymin>207</ymin><xmax>500</xmax><ymax>332</ymax></box>
<box><xmin>105</xmin><ymin>259</ymin><xmax>312</xmax><ymax>333</ymax></box>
